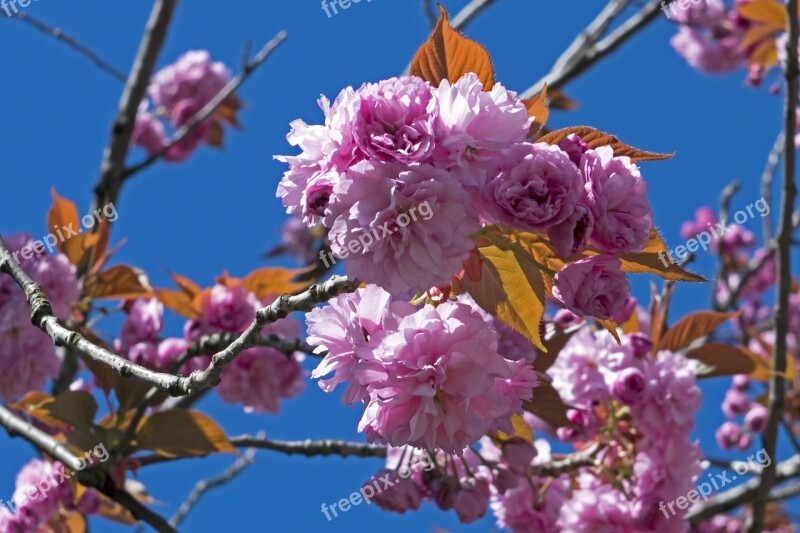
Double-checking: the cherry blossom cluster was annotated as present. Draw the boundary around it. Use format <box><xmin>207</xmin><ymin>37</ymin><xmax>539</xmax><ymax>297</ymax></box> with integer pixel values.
<box><xmin>131</xmin><ymin>51</ymin><xmax>240</xmax><ymax>162</ymax></box>
<box><xmin>115</xmin><ymin>282</ymin><xmax>305</xmax><ymax>414</ymax></box>
<box><xmin>0</xmin><ymin>233</ymin><xmax>79</xmax><ymax>401</ymax></box>
<box><xmin>668</xmin><ymin>0</ymin><xmax>786</xmax><ymax>88</ymax></box>
<box><xmin>0</xmin><ymin>459</ymin><xmax>100</xmax><ymax>532</ymax></box>
<box><xmin>306</xmin><ymin>286</ymin><xmax>538</xmax><ymax>454</ymax></box>
<box><xmin>356</xmin><ymin>309</ymin><xmax>708</xmax><ymax>530</ymax></box>
<box><xmin>278</xmin><ymin>73</ymin><xmax>653</xmax><ymax>318</ymax></box>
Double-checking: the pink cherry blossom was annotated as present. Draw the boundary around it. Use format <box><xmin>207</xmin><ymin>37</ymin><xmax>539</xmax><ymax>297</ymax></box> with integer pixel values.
<box><xmin>482</xmin><ymin>142</ymin><xmax>583</xmax><ymax>232</ymax></box>
<box><xmin>552</xmin><ymin>254</ymin><xmax>631</xmax><ymax>319</ymax></box>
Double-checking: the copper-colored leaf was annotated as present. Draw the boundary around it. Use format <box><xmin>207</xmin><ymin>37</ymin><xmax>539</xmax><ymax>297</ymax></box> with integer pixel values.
<box><xmin>523</xmin><ymin>377</ymin><xmax>571</xmax><ymax>428</ymax></box>
<box><xmin>136</xmin><ymin>409</ymin><xmax>236</xmax><ymax>458</ymax></box>
<box><xmin>460</xmin><ymin>233</ymin><xmax>547</xmax><ymax>351</ymax></box>
<box><xmin>549</xmin><ymin>89</ymin><xmax>579</xmax><ymax>110</ymax></box>
<box><xmin>169</xmin><ymin>272</ymin><xmax>203</xmax><ymax>297</ymax></box>
<box><xmin>205</xmin><ymin>120</ymin><xmax>225</xmax><ymax>148</ymax></box>
<box><xmin>497</xmin><ymin>413</ymin><xmax>535</xmax><ymax>443</ymax></box>
<box><xmin>10</xmin><ymin>391</ymin><xmax>97</xmax><ymax>430</ymax></box>
<box><xmin>656</xmin><ymin>311</ymin><xmax>739</xmax><ymax>352</ymax></box>
<box><xmin>737</xmin><ymin>0</ymin><xmax>787</xmax><ymax>30</ymax></box>
<box><xmin>686</xmin><ymin>344</ymin><xmax>757</xmax><ymax>378</ymax></box>
<box><xmin>410</xmin><ymin>5</ymin><xmax>494</xmax><ymax>89</ymax></box>
<box><xmin>242</xmin><ymin>266</ymin><xmax>312</xmax><ymax>300</ymax></box>
<box><xmin>538</xmin><ymin>126</ymin><xmax>674</xmax><ymax>162</ymax></box>
<box><xmin>47</xmin><ymin>188</ymin><xmax>84</xmax><ymax>264</ymax></box>
<box><xmin>740</xmin><ymin>23</ymin><xmax>779</xmax><ymax>50</ymax></box>
<box><xmin>524</xmin><ymin>84</ymin><xmax>549</xmax><ymax>136</ymax></box>
<box><xmin>153</xmin><ymin>289</ymin><xmax>201</xmax><ymax>319</ymax></box>
<box><xmin>596</xmin><ymin>319</ymin><xmax>622</xmax><ymax>344</ymax></box>
<box><xmin>94</xmin><ymin>492</ymin><xmax>138</xmax><ymax>525</ymax></box>
<box><xmin>533</xmin><ymin>324</ymin><xmax>579</xmax><ymax>373</ymax></box>
<box><xmin>84</xmin><ymin>265</ymin><xmax>152</xmax><ymax>300</ymax></box>
<box><xmin>749</xmin><ymin>38</ymin><xmax>779</xmax><ymax>69</ymax></box>
<box><xmin>617</xmin><ymin>251</ymin><xmax>706</xmax><ymax>282</ymax></box>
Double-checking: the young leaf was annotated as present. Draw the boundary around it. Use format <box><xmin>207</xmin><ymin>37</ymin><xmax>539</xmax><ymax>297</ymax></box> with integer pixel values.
<box><xmin>524</xmin><ymin>84</ymin><xmax>549</xmax><ymax>136</ymax></box>
<box><xmin>532</xmin><ymin>324</ymin><xmax>579</xmax><ymax>373</ymax></box>
<box><xmin>617</xmin><ymin>251</ymin><xmax>706</xmax><ymax>282</ymax></box>
<box><xmin>242</xmin><ymin>266</ymin><xmax>313</xmax><ymax>300</ymax></box>
<box><xmin>656</xmin><ymin>311</ymin><xmax>739</xmax><ymax>352</ymax></box>
<box><xmin>47</xmin><ymin>188</ymin><xmax>84</xmax><ymax>264</ymax></box>
<box><xmin>596</xmin><ymin>319</ymin><xmax>622</xmax><ymax>344</ymax></box>
<box><xmin>135</xmin><ymin>409</ymin><xmax>236</xmax><ymax>458</ymax></box>
<box><xmin>169</xmin><ymin>272</ymin><xmax>203</xmax><ymax>297</ymax></box>
<box><xmin>410</xmin><ymin>4</ymin><xmax>494</xmax><ymax>89</ymax></box>
<box><xmin>523</xmin><ymin>377</ymin><xmax>571</xmax><ymax>429</ymax></box>
<box><xmin>459</xmin><ymin>234</ymin><xmax>547</xmax><ymax>351</ymax></box>
<box><xmin>538</xmin><ymin>126</ymin><xmax>674</xmax><ymax>162</ymax></box>
<box><xmin>153</xmin><ymin>289</ymin><xmax>202</xmax><ymax>319</ymax></box>
<box><xmin>737</xmin><ymin>0</ymin><xmax>787</xmax><ymax>30</ymax></box>
<box><xmin>496</xmin><ymin>413</ymin><xmax>535</xmax><ymax>444</ymax></box>
<box><xmin>685</xmin><ymin>344</ymin><xmax>757</xmax><ymax>378</ymax></box>
<box><xmin>83</xmin><ymin>265</ymin><xmax>152</xmax><ymax>300</ymax></box>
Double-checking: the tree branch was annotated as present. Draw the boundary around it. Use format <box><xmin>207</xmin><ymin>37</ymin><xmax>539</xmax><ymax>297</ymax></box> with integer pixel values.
<box><xmin>761</xmin><ymin>131</ymin><xmax>784</xmax><ymax>242</ymax></box>
<box><xmin>9</xmin><ymin>12</ymin><xmax>127</xmax><ymax>82</ymax></box>
<box><xmin>93</xmin><ymin>0</ymin><xmax>178</xmax><ymax>210</ymax></box>
<box><xmin>687</xmin><ymin>454</ymin><xmax>800</xmax><ymax>525</ymax></box>
<box><xmin>169</xmin><ymin>436</ymin><xmax>262</xmax><ymax>528</ymax></box>
<box><xmin>0</xmin><ymin>404</ymin><xmax>175</xmax><ymax>532</ymax></box>
<box><xmin>522</xmin><ymin>0</ymin><xmax>672</xmax><ymax>97</ymax></box>
<box><xmin>136</xmin><ymin>437</ymin><xmax>387</xmax><ymax>467</ymax></box>
<box><xmin>748</xmin><ymin>0</ymin><xmax>799</xmax><ymax>528</ymax></box>
<box><xmin>121</xmin><ymin>31</ymin><xmax>288</xmax><ymax>180</ymax></box>
<box><xmin>0</xmin><ymin>235</ymin><xmax>355</xmax><ymax>397</ymax></box>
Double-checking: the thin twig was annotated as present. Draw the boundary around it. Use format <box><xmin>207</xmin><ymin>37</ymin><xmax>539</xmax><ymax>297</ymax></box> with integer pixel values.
<box><xmin>10</xmin><ymin>12</ymin><xmax>127</xmax><ymax>82</ymax></box>
<box><xmin>450</xmin><ymin>0</ymin><xmax>498</xmax><ymax>30</ymax></box>
<box><xmin>748</xmin><ymin>0</ymin><xmax>799</xmax><ymax>528</ymax></box>
<box><xmin>136</xmin><ymin>437</ymin><xmax>387</xmax><ymax>467</ymax></box>
<box><xmin>122</xmin><ymin>31</ymin><xmax>288</xmax><ymax>180</ymax></box>
<box><xmin>761</xmin><ymin>131</ymin><xmax>785</xmax><ymax>242</ymax></box>
<box><xmin>687</xmin><ymin>454</ymin><xmax>800</xmax><ymax>525</ymax></box>
<box><xmin>93</xmin><ymin>0</ymin><xmax>178</xmax><ymax>211</ymax></box>
<box><xmin>169</xmin><ymin>434</ymin><xmax>262</xmax><ymax>528</ymax></box>
<box><xmin>422</xmin><ymin>0</ymin><xmax>436</xmax><ymax>27</ymax></box>
<box><xmin>522</xmin><ymin>0</ymin><xmax>673</xmax><ymax>97</ymax></box>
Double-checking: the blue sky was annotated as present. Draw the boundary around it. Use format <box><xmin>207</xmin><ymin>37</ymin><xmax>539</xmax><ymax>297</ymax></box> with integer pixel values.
<box><xmin>1</xmin><ymin>0</ymin><xmax>798</xmax><ymax>531</ymax></box>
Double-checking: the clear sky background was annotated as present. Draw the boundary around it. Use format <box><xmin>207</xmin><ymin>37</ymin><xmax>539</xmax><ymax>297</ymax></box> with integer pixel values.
<box><xmin>1</xmin><ymin>0</ymin><xmax>798</xmax><ymax>531</ymax></box>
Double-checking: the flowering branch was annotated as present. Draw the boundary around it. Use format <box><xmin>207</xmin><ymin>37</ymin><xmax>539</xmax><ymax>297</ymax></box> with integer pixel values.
<box><xmin>121</xmin><ymin>30</ymin><xmax>288</xmax><ymax>180</ymax></box>
<box><xmin>93</xmin><ymin>0</ymin><xmax>178</xmax><ymax>210</ymax></box>
<box><xmin>748</xmin><ymin>0</ymin><xmax>800</xmax><ymax>528</ymax></box>
<box><xmin>0</xmin><ymin>235</ymin><xmax>355</xmax><ymax>396</ymax></box>
<box><xmin>0</xmin><ymin>404</ymin><xmax>176</xmax><ymax>532</ymax></box>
